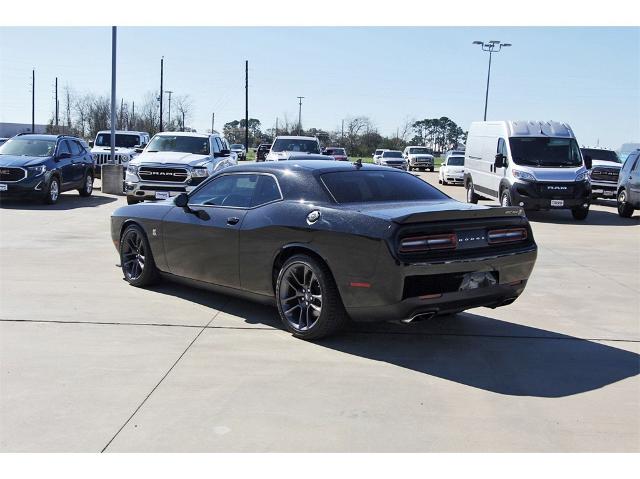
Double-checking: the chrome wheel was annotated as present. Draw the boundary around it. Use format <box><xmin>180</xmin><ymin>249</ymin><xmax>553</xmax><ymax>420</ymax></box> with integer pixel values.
<box><xmin>121</xmin><ymin>229</ymin><xmax>146</xmax><ymax>281</ymax></box>
<box><xmin>50</xmin><ymin>179</ymin><xmax>59</xmax><ymax>202</ymax></box>
<box><xmin>279</xmin><ymin>262</ymin><xmax>322</xmax><ymax>332</ymax></box>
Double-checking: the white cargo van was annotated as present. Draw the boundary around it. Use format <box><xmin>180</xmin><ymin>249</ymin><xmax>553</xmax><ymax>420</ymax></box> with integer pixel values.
<box><xmin>463</xmin><ymin>121</ymin><xmax>591</xmax><ymax>220</ymax></box>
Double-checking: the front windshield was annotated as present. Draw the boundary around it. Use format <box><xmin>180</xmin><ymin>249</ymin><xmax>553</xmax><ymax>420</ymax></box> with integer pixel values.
<box><xmin>326</xmin><ymin>148</ymin><xmax>346</xmax><ymax>155</ymax></box>
<box><xmin>447</xmin><ymin>156</ymin><xmax>464</xmax><ymax>166</ymax></box>
<box><xmin>95</xmin><ymin>133</ymin><xmax>140</xmax><ymax>148</ymax></box>
<box><xmin>230</xmin><ymin>144</ymin><xmax>244</xmax><ymax>149</ymax></box>
<box><xmin>146</xmin><ymin>135</ymin><xmax>210</xmax><ymax>155</ymax></box>
<box><xmin>272</xmin><ymin>138</ymin><xmax>320</xmax><ymax>154</ymax></box>
<box><xmin>383</xmin><ymin>151</ymin><xmax>403</xmax><ymax>158</ymax></box>
<box><xmin>0</xmin><ymin>138</ymin><xmax>56</xmax><ymax>157</ymax></box>
<box><xmin>509</xmin><ymin>137</ymin><xmax>582</xmax><ymax>167</ymax></box>
<box><xmin>581</xmin><ymin>148</ymin><xmax>621</xmax><ymax>164</ymax></box>
<box><xmin>410</xmin><ymin>148</ymin><xmax>430</xmax><ymax>155</ymax></box>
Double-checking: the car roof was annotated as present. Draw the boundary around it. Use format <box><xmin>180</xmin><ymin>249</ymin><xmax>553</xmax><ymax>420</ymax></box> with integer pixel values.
<box><xmin>96</xmin><ymin>130</ymin><xmax>148</xmax><ymax>135</ymax></box>
<box><xmin>13</xmin><ymin>134</ymin><xmax>67</xmax><ymax>141</ymax></box>
<box><xmin>274</xmin><ymin>136</ymin><xmax>318</xmax><ymax>141</ymax></box>
<box><xmin>382</xmin><ymin>150</ymin><xmax>403</xmax><ymax>154</ymax></box>
<box><xmin>155</xmin><ymin>131</ymin><xmax>213</xmax><ymax>139</ymax></box>
<box><xmin>222</xmin><ymin>160</ymin><xmax>393</xmax><ymax>175</ymax></box>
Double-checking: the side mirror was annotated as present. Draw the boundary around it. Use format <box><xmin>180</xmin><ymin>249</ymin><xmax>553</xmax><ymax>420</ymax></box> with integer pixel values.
<box><xmin>174</xmin><ymin>193</ymin><xmax>188</xmax><ymax>207</ymax></box>
<box><xmin>494</xmin><ymin>153</ymin><xmax>506</xmax><ymax>169</ymax></box>
<box><xmin>56</xmin><ymin>152</ymin><xmax>71</xmax><ymax>160</ymax></box>
<box><xmin>88</xmin><ymin>140</ymin><xmax>94</xmax><ymax>147</ymax></box>
<box><xmin>214</xmin><ymin>149</ymin><xmax>231</xmax><ymax>158</ymax></box>
<box><xmin>134</xmin><ymin>148</ymin><xmax>144</xmax><ymax>154</ymax></box>
<box><xmin>583</xmin><ymin>155</ymin><xmax>592</xmax><ymax>170</ymax></box>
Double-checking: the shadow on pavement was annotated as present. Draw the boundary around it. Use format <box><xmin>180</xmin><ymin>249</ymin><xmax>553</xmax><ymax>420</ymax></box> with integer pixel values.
<box><xmin>0</xmin><ymin>193</ymin><xmax>118</xmax><ymax>210</ymax></box>
<box><xmin>526</xmin><ymin>208</ymin><xmax>638</xmax><ymax>226</ymax></box>
<box><xmin>146</xmin><ymin>280</ymin><xmax>640</xmax><ymax>398</ymax></box>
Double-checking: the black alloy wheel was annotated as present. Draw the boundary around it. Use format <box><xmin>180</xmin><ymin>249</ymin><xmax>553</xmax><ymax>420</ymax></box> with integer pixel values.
<box><xmin>120</xmin><ymin>225</ymin><xmax>159</xmax><ymax>287</ymax></box>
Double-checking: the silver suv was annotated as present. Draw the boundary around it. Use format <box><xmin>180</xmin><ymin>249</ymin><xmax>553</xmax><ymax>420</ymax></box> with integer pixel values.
<box><xmin>617</xmin><ymin>150</ymin><xmax>640</xmax><ymax>218</ymax></box>
<box><xmin>124</xmin><ymin>131</ymin><xmax>236</xmax><ymax>204</ymax></box>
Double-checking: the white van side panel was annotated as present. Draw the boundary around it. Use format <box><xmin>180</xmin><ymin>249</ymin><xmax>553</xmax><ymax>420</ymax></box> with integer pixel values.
<box><xmin>465</xmin><ymin>122</ymin><xmax>509</xmax><ymax>199</ymax></box>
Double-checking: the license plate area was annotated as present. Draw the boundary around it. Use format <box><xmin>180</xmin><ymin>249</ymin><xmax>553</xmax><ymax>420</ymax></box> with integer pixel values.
<box><xmin>550</xmin><ymin>199</ymin><xmax>564</xmax><ymax>207</ymax></box>
<box><xmin>155</xmin><ymin>191</ymin><xmax>170</xmax><ymax>200</ymax></box>
<box><xmin>459</xmin><ymin>271</ymin><xmax>498</xmax><ymax>291</ymax></box>
<box><xmin>0</xmin><ymin>184</ymin><xmax>7</xmax><ymax>191</ymax></box>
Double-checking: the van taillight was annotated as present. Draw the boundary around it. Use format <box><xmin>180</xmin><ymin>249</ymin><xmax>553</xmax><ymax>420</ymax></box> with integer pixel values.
<box><xmin>487</xmin><ymin>228</ymin><xmax>528</xmax><ymax>244</ymax></box>
<box><xmin>399</xmin><ymin>233</ymin><xmax>457</xmax><ymax>252</ymax></box>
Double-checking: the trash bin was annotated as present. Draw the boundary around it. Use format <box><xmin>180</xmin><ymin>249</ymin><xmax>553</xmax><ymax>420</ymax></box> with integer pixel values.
<box><xmin>101</xmin><ymin>164</ymin><xmax>125</xmax><ymax>195</ymax></box>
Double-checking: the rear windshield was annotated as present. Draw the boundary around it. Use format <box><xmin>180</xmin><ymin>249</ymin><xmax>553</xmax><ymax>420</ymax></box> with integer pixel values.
<box><xmin>321</xmin><ymin>170</ymin><xmax>448</xmax><ymax>203</ymax></box>
<box><xmin>581</xmin><ymin>148</ymin><xmax>621</xmax><ymax>164</ymax></box>
<box><xmin>447</xmin><ymin>156</ymin><xmax>464</xmax><ymax>166</ymax></box>
<box><xmin>382</xmin><ymin>151</ymin><xmax>403</xmax><ymax>158</ymax></box>
<box><xmin>272</xmin><ymin>138</ymin><xmax>320</xmax><ymax>154</ymax></box>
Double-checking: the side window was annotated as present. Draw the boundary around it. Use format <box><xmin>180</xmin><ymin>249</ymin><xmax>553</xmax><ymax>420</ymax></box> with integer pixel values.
<box><xmin>212</xmin><ymin>137</ymin><xmax>222</xmax><ymax>153</ymax></box>
<box><xmin>69</xmin><ymin>140</ymin><xmax>83</xmax><ymax>156</ymax></box>
<box><xmin>189</xmin><ymin>174</ymin><xmax>259</xmax><ymax>208</ymax></box>
<box><xmin>631</xmin><ymin>155</ymin><xmax>640</xmax><ymax>172</ymax></box>
<box><xmin>251</xmin><ymin>175</ymin><xmax>282</xmax><ymax>207</ymax></box>
<box><xmin>497</xmin><ymin>138</ymin><xmax>508</xmax><ymax>156</ymax></box>
<box><xmin>57</xmin><ymin>140</ymin><xmax>71</xmax><ymax>156</ymax></box>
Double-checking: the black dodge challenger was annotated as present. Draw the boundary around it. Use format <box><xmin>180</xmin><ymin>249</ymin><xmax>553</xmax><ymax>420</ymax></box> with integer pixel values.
<box><xmin>111</xmin><ymin>161</ymin><xmax>537</xmax><ymax>339</ymax></box>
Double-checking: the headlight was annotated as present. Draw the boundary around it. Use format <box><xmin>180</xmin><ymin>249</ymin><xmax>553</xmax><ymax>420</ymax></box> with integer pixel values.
<box><xmin>512</xmin><ymin>169</ymin><xmax>536</xmax><ymax>181</ymax></box>
<box><xmin>127</xmin><ymin>164</ymin><xmax>138</xmax><ymax>174</ymax></box>
<box><xmin>191</xmin><ymin>167</ymin><xmax>209</xmax><ymax>177</ymax></box>
<box><xmin>27</xmin><ymin>165</ymin><xmax>47</xmax><ymax>176</ymax></box>
<box><xmin>575</xmin><ymin>171</ymin><xmax>588</xmax><ymax>182</ymax></box>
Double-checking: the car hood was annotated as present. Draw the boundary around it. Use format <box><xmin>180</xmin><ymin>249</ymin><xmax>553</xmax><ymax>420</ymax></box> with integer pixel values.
<box><xmin>381</xmin><ymin>158</ymin><xmax>405</xmax><ymax>162</ymax></box>
<box><xmin>591</xmin><ymin>159</ymin><xmax>622</xmax><ymax>169</ymax></box>
<box><xmin>408</xmin><ymin>154</ymin><xmax>433</xmax><ymax>159</ymax></box>
<box><xmin>443</xmin><ymin>166</ymin><xmax>465</xmax><ymax>173</ymax></box>
<box><xmin>91</xmin><ymin>146</ymin><xmax>137</xmax><ymax>154</ymax></box>
<box><xmin>339</xmin><ymin>200</ymin><xmax>525</xmax><ymax>224</ymax></box>
<box><xmin>131</xmin><ymin>151</ymin><xmax>210</xmax><ymax>166</ymax></box>
<box><xmin>0</xmin><ymin>155</ymin><xmax>50</xmax><ymax>167</ymax></box>
<box><xmin>267</xmin><ymin>151</ymin><xmax>318</xmax><ymax>160</ymax></box>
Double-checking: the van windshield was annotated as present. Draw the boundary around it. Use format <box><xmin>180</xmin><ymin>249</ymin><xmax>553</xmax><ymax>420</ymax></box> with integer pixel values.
<box><xmin>509</xmin><ymin>137</ymin><xmax>582</xmax><ymax>168</ymax></box>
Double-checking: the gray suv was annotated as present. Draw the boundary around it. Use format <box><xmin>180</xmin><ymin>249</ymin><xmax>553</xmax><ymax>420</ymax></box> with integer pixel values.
<box><xmin>617</xmin><ymin>150</ymin><xmax>640</xmax><ymax>218</ymax></box>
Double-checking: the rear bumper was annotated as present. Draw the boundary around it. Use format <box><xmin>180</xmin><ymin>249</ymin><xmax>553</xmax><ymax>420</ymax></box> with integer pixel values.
<box><xmin>509</xmin><ymin>180</ymin><xmax>591</xmax><ymax>210</ymax></box>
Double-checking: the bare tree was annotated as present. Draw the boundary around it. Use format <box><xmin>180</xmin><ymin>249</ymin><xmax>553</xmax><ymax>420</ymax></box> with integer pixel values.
<box><xmin>173</xmin><ymin>95</ymin><xmax>193</xmax><ymax>132</ymax></box>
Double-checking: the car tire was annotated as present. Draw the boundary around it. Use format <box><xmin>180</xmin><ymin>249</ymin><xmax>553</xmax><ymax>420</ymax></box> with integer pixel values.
<box><xmin>500</xmin><ymin>189</ymin><xmax>512</xmax><ymax>207</ymax></box>
<box><xmin>571</xmin><ymin>206</ymin><xmax>589</xmax><ymax>220</ymax></box>
<box><xmin>127</xmin><ymin>197</ymin><xmax>140</xmax><ymax>205</ymax></box>
<box><xmin>43</xmin><ymin>176</ymin><xmax>60</xmax><ymax>205</ymax></box>
<box><xmin>120</xmin><ymin>224</ymin><xmax>159</xmax><ymax>287</ymax></box>
<box><xmin>466</xmin><ymin>179</ymin><xmax>479</xmax><ymax>204</ymax></box>
<box><xmin>429</xmin><ymin>167</ymin><xmax>434</xmax><ymax>172</ymax></box>
<box><xmin>78</xmin><ymin>171</ymin><xmax>93</xmax><ymax>197</ymax></box>
<box><xmin>276</xmin><ymin>254</ymin><xmax>348</xmax><ymax>340</ymax></box>
<box><xmin>617</xmin><ymin>189</ymin><xmax>634</xmax><ymax>218</ymax></box>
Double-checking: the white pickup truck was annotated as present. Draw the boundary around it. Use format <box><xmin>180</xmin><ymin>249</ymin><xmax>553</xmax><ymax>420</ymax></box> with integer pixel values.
<box><xmin>124</xmin><ymin>131</ymin><xmax>236</xmax><ymax>204</ymax></box>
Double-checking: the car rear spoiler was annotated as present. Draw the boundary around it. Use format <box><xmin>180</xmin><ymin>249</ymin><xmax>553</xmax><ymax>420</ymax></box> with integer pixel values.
<box><xmin>393</xmin><ymin>206</ymin><xmax>526</xmax><ymax>224</ymax></box>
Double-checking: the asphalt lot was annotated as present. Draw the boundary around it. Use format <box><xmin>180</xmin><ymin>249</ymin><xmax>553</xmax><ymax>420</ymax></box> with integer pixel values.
<box><xmin>0</xmin><ymin>169</ymin><xmax>638</xmax><ymax>452</ymax></box>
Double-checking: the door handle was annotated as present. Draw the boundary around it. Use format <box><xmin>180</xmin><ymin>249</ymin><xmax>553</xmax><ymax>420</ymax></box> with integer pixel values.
<box><xmin>227</xmin><ymin>217</ymin><xmax>240</xmax><ymax>225</ymax></box>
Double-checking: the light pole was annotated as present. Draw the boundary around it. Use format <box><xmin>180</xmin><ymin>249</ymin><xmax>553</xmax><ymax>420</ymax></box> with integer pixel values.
<box><xmin>472</xmin><ymin>40</ymin><xmax>511</xmax><ymax>121</ymax></box>
<box><xmin>165</xmin><ymin>90</ymin><xmax>173</xmax><ymax>128</ymax></box>
<box><xmin>297</xmin><ymin>96</ymin><xmax>304</xmax><ymax>135</ymax></box>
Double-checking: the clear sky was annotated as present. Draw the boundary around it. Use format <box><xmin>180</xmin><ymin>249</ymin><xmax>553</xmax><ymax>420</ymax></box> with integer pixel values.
<box><xmin>0</xmin><ymin>27</ymin><xmax>638</xmax><ymax>149</ymax></box>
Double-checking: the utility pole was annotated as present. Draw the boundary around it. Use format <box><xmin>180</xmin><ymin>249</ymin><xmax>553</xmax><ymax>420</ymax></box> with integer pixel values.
<box><xmin>472</xmin><ymin>40</ymin><xmax>511</xmax><ymax>121</ymax></box>
<box><xmin>275</xmin><ymin>117</ymin><xmax>278</xmax><ymax>137</ymax></box>
<box><xmin>245</xmin><ymin>60</ymin><xmax>249</xmax><ymax>151</ymax></box>
<box><xmin>211</xmin><ymin>112</ymin><xmax>215</xmax><ymax>133</ymax></box>
<box><xmin>165</xmin><ymin>90</ymin><xmax>173</xmax><ymax>127</ymax></box>
<box><xmin>341</xmin><ymin>119</ymin><xmax>344</xmax><ymax>142</ymax></box>
<box><xmin>159</xmin><ymin>57</ymin><xmax>164</xmax><ymax>132</ymax></box>
<box><xmin>31</xmin><ymin>69</ymin><xmax>35</xmax><ymax>133</ymax></box>
<box><xmin>131</xmin><ymin>101</ymin><xmax>135</xmax><ymax>129</ymax></box>
<box><xmin>55</xmin><ymin>77</ymin><xmax>59</xmax><ymax>132</ymax></box>
<box><xmin>110</xmin><ymin>26</ymin><xmax>117</xmax><ymax>165</ymax></box>
<box><xmin>297</xmin><ymin>96</ymin><xmax>304</xmax><ymax>135</ymax></box>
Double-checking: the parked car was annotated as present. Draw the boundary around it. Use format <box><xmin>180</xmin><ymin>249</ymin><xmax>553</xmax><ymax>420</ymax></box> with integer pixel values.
<box><xmin>323</xmin><ymin>147</ymin><xmax>348</xmax><ymax>161</ymax></box>
<box><xmin>378</xmin><ymin>150</ymin><xmax>408</xmax><ymax>170</ymax></box>
<box><xmin>256</xmin><ymin>143</ymin><xmax>271</xmax><ymax>162</ymax></box>
<box><xmin>111</xmin><ymin>161</ymin><xmax>537</xmax><ymax>340</ymax></box>
<box><xmin>265</xmin><ymin>136</ymin><xmax>321</xmax><ymax>161</ymax></box>
<box><xmin>0</xmin><ymin>134</ymin><xmax>95</xmax><ymax>204</ymax></box>
<box><xmin>230</xmin><ymin>143</ymin><xmax>247</xmax><ymax>161</ymax></box>
<box><xmin>464</xmin><ymin>121</ymin><xmax>591</xmax><ymax>220</ymax></box>
<box><xmin>124</xmin><ymin>131</ymin><xmax>236</xmax><ymax>205</ymax></box>
<box><xmin>617</xmin><ymin>149</ymin><xmax>640</xmax><ymax>218</ymax></box>
<box><xmin>372</xmin><ymin>149</ymin><xmax>387</xmax><ymax>163</ymax></box>
<box><xmin>438</xmin><ymin>155</ymin><xmax>465</xmax><ymax>185</ymax></box>
<box><xmin>581</xmin><ymin>147</ymin><xmax>622</xmax><ymax>200</ymax></box>
<box><xmin>403</xmin><ymin>146</ymin><xmax>434</xmax><ymax>171</ymax></box>
<box><xmin>90</xmin><ymin>130</ymin><xmax>149</xmax><ymax>178</ymax></box>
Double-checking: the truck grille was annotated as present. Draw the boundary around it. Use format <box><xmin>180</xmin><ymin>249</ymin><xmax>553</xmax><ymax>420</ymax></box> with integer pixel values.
<box><xmin>590</xmin><ymin>167</ymin><xmax>620</xmax><ymax>183</ymax></box>
<box><xmin>94</xmin><ymin>153</ymin><xmax>128</xmax><ymax>165</ymax></box>
<box><xmin>538</xmin><ymin>183</ymin><xmax>575</xmax><ymax>198</ymax></box>
<box><xmin>138</xmin><ymin>166</ymin><xmax>189</xmax><ymax>183</ymax></box>
<box><xmin>0</xmin><ymin>167</ymin><xmax>27</xmax><ymax>182</ymax></box>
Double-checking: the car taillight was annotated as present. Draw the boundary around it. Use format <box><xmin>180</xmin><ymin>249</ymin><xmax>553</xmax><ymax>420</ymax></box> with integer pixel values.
<box><xmin>487</xmin><ymin>228</ymin><xmax>528</xmax><ymax>244</ymax></box>
<box><xmin>399</xmin><ymin>233</ymin><xmax>457</xmax><ymax>253</ymax></box>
